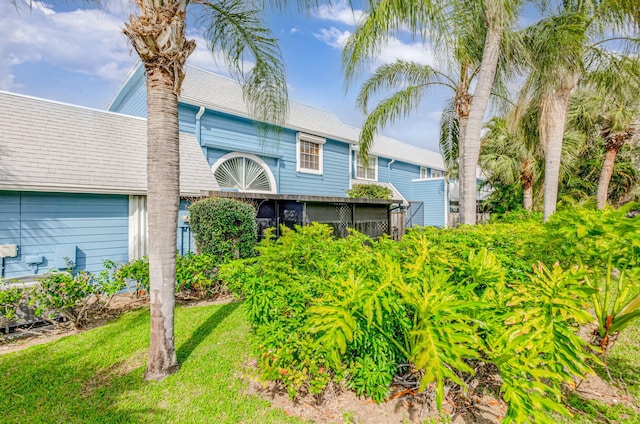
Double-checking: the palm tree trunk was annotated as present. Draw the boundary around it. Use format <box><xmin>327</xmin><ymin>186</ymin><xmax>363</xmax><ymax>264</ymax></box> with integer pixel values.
<box><xmin>144</xmin><ymin>66</ymin><xmax>181</xmax><ymax>381</ymax></box>
<box><xmin>454</xmin><ymin>89</ymin><xmax>471</xmax><ymax>222</ymax></box>
<box><xmin>521</xmin><ymin>159</ymin><xmax>533</xmax><ymax>211</ymax></box>
<box><xmin>461</xmin><ymin>26</ymin><xmax>502</xmax><ymax>224</ymax></box>
<box><xmin>541</xmin><ymin>90</ymin><xmax>573</xmax><ymax>221</ymax></box>
<box><xmin>123</xmin><ymin>0</ymin><xmax>194</xmax><ymax>381</ymax></box>
<box><xmin>596</xmin><ymin>143</ymin><xmax>623</xmax><ymax>209</ymax></box>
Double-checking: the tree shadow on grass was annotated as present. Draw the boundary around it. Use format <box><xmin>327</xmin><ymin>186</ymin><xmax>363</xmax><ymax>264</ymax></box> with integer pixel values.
<box><xmin>176</xmin><ymin>301</ymin><xmax>241</xmax><ymax>363</ymax></box>
<box><xmin>0</xmin><ymin>309</ymin><xmax>172</xmax><ymax>423</ymax></box>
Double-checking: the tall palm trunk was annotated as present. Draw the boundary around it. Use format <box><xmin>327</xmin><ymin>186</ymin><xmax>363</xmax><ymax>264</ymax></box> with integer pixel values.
<box><xmin>461</xmin><ymin>26</ymin><xmax>502</xmax><ymax>224</ymax></box>
<box><xmin>521</xmin><ymin>159</ymin><xmax>533</xmax><ymax>210</ymax></box>
<box><xmin>541</xmin><ymin>82</ymin><xmax>575</xmax><ymax>221</ymax></box>
<box><xmin>596</xmin><ymin>135</ymin><xmax>628</xmax><ymax>209</ymax></box>
<box><xmin>144</xmin><ymin>67</ymin><xmax>181</xmax><ymax>380</ymax></box>
<box><xmin>124</xmin><ymin>0</ymin><xmax>195</xmax><ymax>380</ymax></box>
<box><xmin>455</xmin><ymin>90</ymin><xmax>471</xmax><ymax>218</ymax></box>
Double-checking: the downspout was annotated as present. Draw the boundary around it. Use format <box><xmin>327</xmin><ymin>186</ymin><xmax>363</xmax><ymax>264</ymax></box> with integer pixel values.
<box><xmin>387</xmin><ymin>159</ymin><xmax>395</xmax><ymax>182</ymax></box>
<box><xmin>195</xmin><ymin>106</ymin><xmax>205</xmax><ymax>151</ymax></box>
<box><xmin>276</xmin><ymin>158</ymin><xmax>281</xmax><ymax>193</ymax></box>
<box><xmin>349</xmin><ymin>145</ymin><xmax>356</xmax><ymax>188</ymax></box>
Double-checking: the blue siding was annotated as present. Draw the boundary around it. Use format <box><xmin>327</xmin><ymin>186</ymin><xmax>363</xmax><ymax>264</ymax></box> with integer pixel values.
<box><xmin>179</xmin><ymin>104</ymin><xmax>198</xmax><ymax>134</ymax></box>
<box><xmin>378</xmin><ymin>157</ymin><xmax>391</xmax><ymax>183</ymax></box>
<box><xmin>0</xmin><ymin>191</ymin><xmax>129</xmax><ymax>279</ymax></box>
<box><xmin>107</xmin><ymin>70</ymin><xmax>147</xmax><ymax>117</ymax></box>
<box><xmin>411</xmin><ymin>180</ymin><xmax>447</xmax><ymax>227</ymax></box>
<box><xmin>389</xmin><ymin>161</ymin><xmax>421</xmax><ymax>200</ymax></box>
<box><xmin>199</xmin><ymin>110</ymin><xmax>350</xmax><ymax>197</ymax></box>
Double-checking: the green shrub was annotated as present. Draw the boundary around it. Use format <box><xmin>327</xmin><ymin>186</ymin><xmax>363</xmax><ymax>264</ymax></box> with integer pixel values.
<box><xmin>176</xmin><ymin>253</ymin><xmax>222</xmax><ymax>298</ymax></box>
<box><xmin>93</xmin><ymin>260</ymin><xmax>127</xmax><ymax>305</ymax></box>
<box><xmin>347</xmin><ymin>183</ymin><xmax>392</xmax><ymax>200</ymax></box>
<box><xmin>221</xmin><ymin>222</ymin><xmax>597</xmax><ymax>421</ymax></box>
<box><xmin>31</xmin><ymin>269</ymin><xmax>95</xmax><ymax>328</ymax></box>
<box><xmin>114</xmin><ymin>257</ymin><xmax>150</xmax><ymax>296</ymax></box>
<box><xmin>541</xmin><ymin>204</ymin><xmax>640</xmax><ymax>351</ymax></box>
<box><xmin>0</xmin><ymin>282</ymin><xmax>26</xmax><ymax>331</ymax></box>
<box><xmin>189</xmin><ymin>197</ymin><xmax>258</xmax><ymax>261</ymax></box>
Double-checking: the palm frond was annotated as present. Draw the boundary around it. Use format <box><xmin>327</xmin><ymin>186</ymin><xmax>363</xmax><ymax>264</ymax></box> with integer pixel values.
<box><xmin>358</xmin><ymin>85</ymin><xmax>430</xmax><ymax>163</ymax></box>
<box><xmin>439</xmin><ymin>99</ymin><xmax>459</xmax><ymax>179</ymax></box>
<box><xmin>342</xmin><ymin>0</ymin><xmax>449</xmax><ymax>85</ymax></box>
<box><xmin>202</xmin><ymin>0</ymin><xmax>288</xmax><ymax>127</ymax></box>
<box><xmin>356</xmin><ymin>60</ymin><xmax>452</xmax><ymax>112</ymax></box>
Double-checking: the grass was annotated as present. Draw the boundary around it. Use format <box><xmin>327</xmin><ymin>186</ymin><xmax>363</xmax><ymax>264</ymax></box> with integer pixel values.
<box><xmin>0</xmin><ymin>302</ymin><xmax>304</xmax><ymax>424</ymax></box>
<box><xmin>2</xmin><ymin>302</ymin><xmax>640</xmax><ymax>424</ymax></box>
<box><xmin>560</xmin><ymin>320</ymin><xmax>640</xmax><ymax>424</ymax></box>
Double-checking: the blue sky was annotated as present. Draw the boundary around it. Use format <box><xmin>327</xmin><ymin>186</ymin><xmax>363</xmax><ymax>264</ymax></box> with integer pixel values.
<box><xmin>2</xmin><ymin>0</ymin><xmax>450</xmax><ymax>152</ymax></box>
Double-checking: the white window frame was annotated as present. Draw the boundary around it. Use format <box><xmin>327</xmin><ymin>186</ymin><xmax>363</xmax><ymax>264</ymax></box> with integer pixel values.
<box><xmin>296</xmin><ymin>133</ymin><xmax>325</xmax><ymax>175</ymax></box>
<box><xmin>420</xmin><ymin>167</ymin><xmax>428</xmax><ymax>179</ymax></box>
<box><xmin>211</xmin><ymin>152</ymin><xmax>277</xmax><ymax>193</ymax></box>
<box><xmin>431</xmin><ymin>169</ymin><xmax>444</xmax><ymax>178</ymax></box>
<box><xmin>354</xmin><ymin>152</ymin><xmax>378</xmax><ymax>181</ymax></box>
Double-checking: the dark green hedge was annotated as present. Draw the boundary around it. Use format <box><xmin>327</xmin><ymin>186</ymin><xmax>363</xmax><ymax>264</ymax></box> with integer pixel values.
<box><xmin>189</xmin><ymin>197</ymin><xmax>257</xmax><ymax>261</ymax></box>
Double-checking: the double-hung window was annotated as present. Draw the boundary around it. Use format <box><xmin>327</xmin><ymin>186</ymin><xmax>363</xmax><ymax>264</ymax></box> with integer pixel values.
<box><xmin>296</xmin><ymin>133</ymin><xmax>325</xmax><ymax>174</ymax></box>
<box><xmin>354</xmin><ymin>153</ymin><xmax>377</xmax><ymax>181</ymax></box>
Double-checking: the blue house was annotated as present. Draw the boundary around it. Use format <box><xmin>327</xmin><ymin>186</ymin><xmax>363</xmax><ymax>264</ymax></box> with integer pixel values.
<box><xmin>0</xmin><ymin>63</ymin><xmax>448</xmax><ymax>279</ymax></box>
<box><xmin>0</xmin><ymin>92</ymin><xmax>218</xmax><ymax>279</ymax></box>
<box><xmin>109</xmin><ymin>64</ymin><xmax>449</xmax><ymax>226</ymax></box>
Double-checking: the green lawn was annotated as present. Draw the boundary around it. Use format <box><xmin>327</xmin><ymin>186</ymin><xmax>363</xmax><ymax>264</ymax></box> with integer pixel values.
<box><xmin>2</xmin><ymin>302</ymin><xmax>640</xmax><ymax>424</ymax></box>
<box><xmin>0</xmin><ymin>303</ymin><xmax>303</xmax><ymax>424</ymax></box>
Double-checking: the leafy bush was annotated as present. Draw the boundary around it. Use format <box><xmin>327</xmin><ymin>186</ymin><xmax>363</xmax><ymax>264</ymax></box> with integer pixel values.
<box><xmin>541</xmin><ymin>204</ymin><xmax>640</xmax><ymax>350</ymax></box>
<box><xmin>31</xmin><ymin>269</ymin><xmax>95</xmax><ymax>328</ymax></box>
<box><xmin>221</xmin><ymin>222</ymin><xmax>597</xmax><ymax>421</ymax></box>
<box><xmin>347</xmin><ymin>183</ymin><xmax>392</xmax><ymax>200</ymax></box>
<box><xmin>93</xmin><ymin>259</ymin><xmax>127</xmax><ymax>306</ymax></box>
<box><xmin>189</xmin><ymin>197</ymin><xmax>258</xmax><ymax>261</ymax></box>
<box><xmin>113</xmin><ymin>256</ymin><xmax>150</xmax><ymax>296</ymax></box>
<box><xmin>176</xmin><ymin>253</ymin><xmax>222</xmax><ymax>298</ymax></box>
<box><xmin>0</xmin><ymin>282</ymin><xmax>26</xmax><ymax>331</ymax></box>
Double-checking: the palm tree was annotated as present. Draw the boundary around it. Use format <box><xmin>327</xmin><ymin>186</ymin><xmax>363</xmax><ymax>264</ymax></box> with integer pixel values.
<box><xmin>343</xmin><ymin>0</ymin><xmax>522</xmax><ymax>224</ymax></box>
<box><xmin>568</xmin><ymin>80</ymin><xmax>640</xmax><ymax>209</ymax></box>
<box><xmin>519</xmin><ymin>1</ymin><xmax>640</xmax><ymax>220</ymax></box>
<box><xmin>480</xmin><ymin>117</ymin><xmax>537</xmax><ymax>210</ymax></box>
<box><xmin>353</xmin><ymin>61</ymin><xmax>475</xmax><ymax>180</ymax></box>
<box><xmin>122</xmin><ymin>0</ymin><xmax>293</xmax><ymax>380</ymax></box>
<box><xmin>480</xmin><ymin>108</ymin><xmax>584</xmax><ymax>212</ymax></box>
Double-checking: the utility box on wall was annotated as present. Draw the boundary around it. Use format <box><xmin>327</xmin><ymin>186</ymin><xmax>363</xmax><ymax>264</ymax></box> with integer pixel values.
<box><xmin>0</xmin><ymin>244</ymin><xmax>18</xmax><ymax>258</ymax></box>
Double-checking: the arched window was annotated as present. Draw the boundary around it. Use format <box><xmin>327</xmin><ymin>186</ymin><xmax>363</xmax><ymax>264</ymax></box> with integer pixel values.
<box><xmin>212</xmin><ymin>152</ymin><xmax>277</xmax><ymax>193</ymax></box>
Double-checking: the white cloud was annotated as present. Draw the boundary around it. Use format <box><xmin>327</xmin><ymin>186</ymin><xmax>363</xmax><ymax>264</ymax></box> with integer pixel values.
<box><xmin>185</xmin><ymin>32</ymin><xmax>255</xmax><ymax>76</ymax></box>
<box><xmin>0</xmin><ymin>1</ymin><xmax>134</xmax><ymax>90</ymax></box>
<box><xmin>376</xmin><ymin>38</ymin><xmax>434</xmax><ymax>67</ymax></box>
<box><xmin>314</xmin><ymin>27</ymin><xmax>434</xmax><ymax>68</ymax></box>
<box><xmin>316</xmin><ymin>1</ymin><xmax>365</xmax><ymax>26</ymax></box>
<box><xmin>290</xmin><ymin>27</ymin><xmax>298</xmax><ymax>35</ymax></box>
<box><xmin>314</xmin><ymin>27</ymin><xmax>352</xmax><ymax>49</ymax></box>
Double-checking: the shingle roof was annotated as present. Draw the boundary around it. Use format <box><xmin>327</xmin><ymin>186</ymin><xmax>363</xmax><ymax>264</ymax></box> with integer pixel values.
<box><xmin>0</xmin><ymin>91</ymin><xmax>218</xmax><ymax>196</ymax></box>
<box><xmin>179</xmin><ymin>65</ymin><xmax>445</xmax><ymax>170</ymax></box>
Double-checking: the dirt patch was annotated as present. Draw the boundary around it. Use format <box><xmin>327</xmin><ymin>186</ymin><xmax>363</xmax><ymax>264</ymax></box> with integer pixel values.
<box><xmin>574</xmin><ymin>373</ymin><xmax>634</xmax><ymax>406</ymax></box>
<box><xmin>244</xmin><ymin>362</ymin><xmax>508</xmax><ymax>424</ymax></box>
<box><xmin>245</xmin><ymin>361</ymin><xmax>638</xmax><ymax>423</ymax></box>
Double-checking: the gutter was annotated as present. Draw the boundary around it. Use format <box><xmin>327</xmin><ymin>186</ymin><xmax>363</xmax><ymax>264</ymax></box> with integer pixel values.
<box><xmin>195</xmin><ymin>106</ymin><xmax>206</xmax><ymax>150</ymax></box>
<box><xmin>387</xmin><ymin>159</ymin><xmax>395</xmax><ymax>183</ymax></box>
